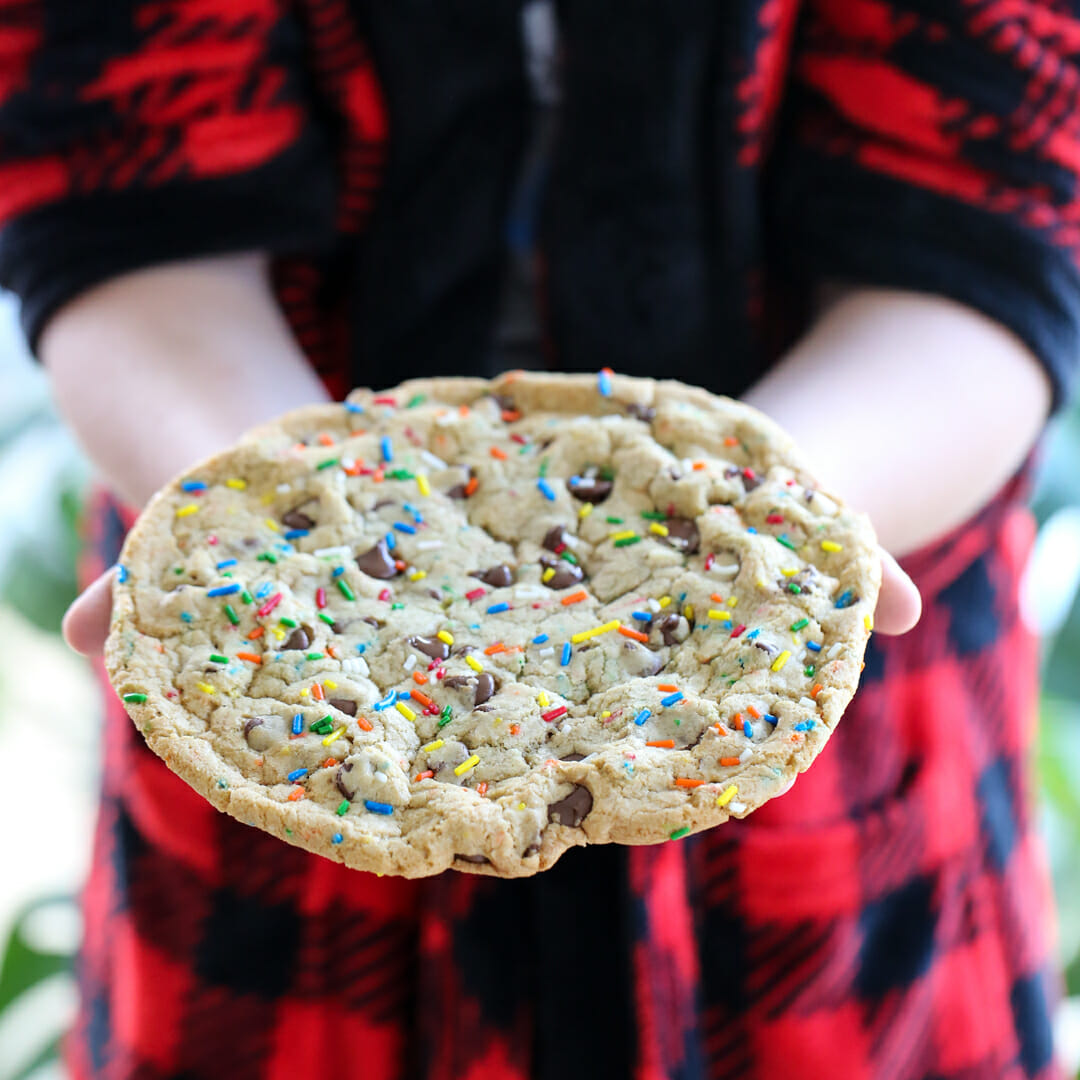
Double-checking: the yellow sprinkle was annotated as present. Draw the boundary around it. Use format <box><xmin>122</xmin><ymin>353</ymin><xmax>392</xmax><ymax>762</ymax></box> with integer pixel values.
<box><xmin>225</xmin><ymin>478</ymin><xmax>247</xmax><ymax>490</ymax></box>
<box><xmin>272</xmin><ymin>628</ymin><xmax>286</xmax><ymax>640</ymax></box>
<box><xmin>176</xmin><ymin>504</ymin><xmax>199</xmax><ymax>518</ymax></box>
<box><xmin>196</xmin><ymin>681</ymin><xmax>216</xmax><ymax>694</ymax></box>
<box><xmin>538</xmin><ymin>691</ymin><xmax>549</xmax><ymax>707</ymax></box>
<box><xmin>542</xmin><ymin>567</ymin><xmax>556</xmax><ymax>582</ymax></box>
<box><xmin>518</xmin><ymin>801</ymin><xmax>527</xmax><ymax>810</ymax></box>
<box><xmin>323</xmin><ymin>679</ymin><xmax>337</xmax><ymax>690</ymax></box>
<box><xmin>864</xmin><ymin>614</ymin><xmax>874</xmax><ymax>632</ymax></box>
<box><xmin>465</xmin><ymin>655</ymin><xmax>483</xmax><ymax>673</ymax></box>
<box><xmin>781</xmin><ymin>567</ymin><xmax>798</xmax><ymax>577</ymax></box>
<box><xmin>395</xmin><ymin>701</ymin><xmax>417</xmax><ymax>721</ymax></box>
<box><xmin>756</xmin><ymin>579</ymin><xmax>767</xmax><ymax>589</ymax></box>
<box><xmin>602</xmin><ymin>710</ymin><xmax>611</xmax><ymax>718</ymax></box>
<box><xmin>322</xmin><ymin>726</ymin><xmax>346</xmax><ymax>746</ymax></box>
<box><xmin>494</xmin><ymin>717</ymin><xmax>503</xmax><ymax>725</ymax></box>
<box><xmin>264</xmin><ymin>518</ymin><xmax>280</xmax><ymax>532</ymax></box>
<box><xmin>260</xmin><ymin>493</ymin><xmax>275</xmax><ymax>505</ymax></box>
<box><xmin>659</xmin><ymin>596</ymin><xmax>671</xmax><ymax>608</ymax></box>
<box><xmin>422</xmin><ymin>739</ymin><xmax>444</xmax><ymax>752</ymax></box>
<box><xmin>570</xmin><ymin>619</ymin><xmax>620</xmax><ymax>645</ymax></box>
<box><xmin>716</xmin><ymin>784</ymin><xmax>738</xmax><ymax>808</ymax></box>
<box><xmin>708</xmin><ymin>610</ymin><xmax>731</xmax><ymax>621</ymax></box>
<box><xmin>409</xmin><ymin>570</ymin><xmax>427</xmax><ymax>581</ymax></box>
<box><xmin>728</xmin><ymin>597</ymin><xmax>738</xmax><ymax>607</ymax></box>
<box><xmin>417</xmin><ymin>474</ymin><xmax>431</xmax><ymax>497</ymax></box>
<box><xmin>821</xmin><ymin>540</ymin><xmax>843</xmax><ymax>553</ymax></box>
<box><xmin>454</xmin><ymin>754</ymin><xmax>480</xmax><ymax>777</ymax></box>
<box><xmin>610</xmin><ymin>529</ymin><xmax>636</xmax><ymax>542</ymax></box>
<box><xmin>437</xmin><ymin>630</ymin><xmax>454</xmax><ymax>645</ymax></box>
<box><xmin>649</xmin><ymin>522</ymin><xmax>669</xmax><ymax>537</ymax></box>
<box><xmin>300</xmin><ymin>688</ymin><xmax>309</xmax><ymax>697</ymax></box>
<box><xmin>578</xmin><ymin>503</ymin><xmax>593</xmax><ymax>519</ymax></box>
<box><xmin>683</xmin><ymin>604</ymin><xmax>694</xmax><ymax>621</ymax></box>
<box><xmin>771</xmin><ymin>650</ymin><xmax>792</xmax><ymax>672</ymax></box>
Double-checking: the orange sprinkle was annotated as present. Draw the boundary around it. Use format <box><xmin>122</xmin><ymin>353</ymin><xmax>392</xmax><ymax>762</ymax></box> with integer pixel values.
<box><xmin>326</xmin><ymin>646</ymin><xmax>338</xmax><ymax>659</ymax></box>
<box><xmin>657</xmin><ymin>684</ymin><xmax>679</xmax><ymax>692</ymax></box>
<box><xmin>732</xmin><ymin>712</ymin><xmax>743</xmax><ymax>727</ymax></box>
<box><xmin>710</xmin><ymin>593</ymin><xmax>726</xmax><ymax>603</ymax></box>
<box><xmin>458</xmin><ymin>404</ymin><xmax>470</xmax><ymax>416</ymax></box>
<box><xmin>311</xmin><ymin>683</ymin><xmax>325</xmax><ymax>702</ymax></box>
<box><xmin>501</xmin><ymin>409</ymin><xmax>521</xmax><ymax>422</ymax></box>
<box><xmin>394</xmin><ymin>559</ymin><xmax>406</xmax><ymax>570</ymax></box>
<box><xmin>413</xmin><ymin>671</ymin><xmax>428</xmax><ymax>684</ymax></box>
<box><xmin>720</xmin><ymin>756</ymin><xmax>741</xmax><ymax>767</ymax></box>
<box><xmin>357</xmin><ymin>716</ymin><xmax>373</xmax><ymax>732</ymax></box>
<box><xmin>322</xmin><ymin>757</ymin><xmax>337</xmax><ymax>769</ymax></box>
<box><xmin>712</xmin><ymin>723</ymin><xmax>724</xmax><ymax>735</ymax></box>
<box><xmin>646</xmin><ymin>740</ymin><xmax>675</xmax><ymax>748</ymax></box>
<box><xmin>291</xmin><ymin>442</ymin><xmax>306</xmax><ymax>452</ymax></box>
<box><xmin>372</xmin><ymin>470</ymin><xmax>384</xmax><ymax>483</ymax></box>
<box><xmin>464</xmin><ymin>476</ymin><xmax>479</xmax><ymax>496</ymax></box>
<box><xmin>811</xmin><ymin>683</ymin><xmax>824</xmax><ymax>698</ymax></box>
<box><xmin>618</xmin><ymin>626</ymin><xmax>649</xmax><ymax>643</ymax></box>
<box><xmin>561</xmin><ymin>590</ymin><xmax>588</xmax><ymax>606</ymax></box>
<box><xmin>490</xmin><ymin>446</ymin><xmax>508</xmax><ymax>460</ymax></box>
<box><xmin>692</xmin><ymin>461</ymin><xmax>706</xmax><ymax>471</ymax></box>
<box><xmin>477</xmin><ymin>781</ymin><xmax>489</xmax><ymax>796</ymax></box>
<box><xmin>675</xmin><ymin>778</ymin><xmax>704</xmax><ymax>788</ymax></box>
<box><xmin>350</xmin><ymin>428</ymin><xmax>366</xmax><ymax>437</ymax></box>
<box><xmin>509</xmin><ymin>724</ymin><xmax>521</xmax><ymax>735</ymax></box>
<box><xmin>747</xmin><ymin>705</ymin><xmax>761</xmax><ymax>719</ymax></box>
<box><xmin>414</xmin><ymin>770</ymin><xmax>434</xmax><ymax>782</ymax></box>
<box><xmin>255</xmin><ymin>757</ymin><xmax>264</xmax><ymax>767</ymax></box>
<box><xmin>288</xmin><ymin>787</ymin><xmax>304</xmax><ymax>801</ymax></box>
<box><xmin>484</xmin><ymin>642</ymin><xmax>507</xmax><ymax>656</ymax></box>
<box><xmin>343</xmin><ymin>461</ymin><xmax>363</xmax><ymax>477</ymax></box>
<box><xmin>790</xmin><ymin>733</ymin><xmax>802</xmax><ymax>743</ymax></box>
<box><xmin>723</xmin><ymin>436</ymin><xmax>739</xmax><ymax>447</ymax></box>
<box><xmin>247</xmin><ymin>626</ymin><xmax>265</xmax><ymax>640</ymax></box>
<box><xmin>318</xmin><ymin>432</ymin><xmax>334</xmax><ymax>446</ymax></box>
<box><xmin>412</xmin><ymin>691</ymin><xmax>434</xmax><ymax>708</ymax></box>
<box><xmin>236</xmin><ymin>651</ymin><xmax>262</xmax><ymax>664</ymax></box>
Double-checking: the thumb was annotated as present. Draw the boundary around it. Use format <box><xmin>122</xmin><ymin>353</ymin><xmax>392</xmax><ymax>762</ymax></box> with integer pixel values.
<box><xmin>62</xmin><ymin>569</ymin><xmax>115</xmax><ymax>657</ymax></box>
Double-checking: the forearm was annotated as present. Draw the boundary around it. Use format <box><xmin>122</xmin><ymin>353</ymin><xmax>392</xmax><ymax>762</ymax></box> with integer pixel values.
<box><xmin>41</xmin><ymin>254</ymin><xmax>330</xmax><ymax>507</ymax></box>
<box><xmin>744</xmin><ymin>288</ymin><xmax>1053</xmax><ymax>557</ymax></box>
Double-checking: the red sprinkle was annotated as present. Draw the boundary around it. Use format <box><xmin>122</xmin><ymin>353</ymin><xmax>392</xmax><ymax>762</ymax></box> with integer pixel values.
<box><xmin>704</xmin><ymin>553</ymin><xmax>715</xmax><ymax>571</ymax></box>
<box><xmin>509</xmin><ymin>433</ymin><xmax>527</xmax><ymax>444</ymax></box>
<box><xmin>373</xmin><ymin>396</ymin><xmax>397</xmax><ymax>406</ymax></box>
<box><xmin>256</xmin><ymin>592</ymin><xmax>282</xmax><ymax>617</ymax></box>
<box><xmin>316</xmin><ymin>587</ymin><xmax>327</xmax><ymax>610</ymax></box>
<box><xmin>541</xmin><ymin>706</ymin><xmax>568</xmax><ymax>723</ymax></box>
<box><xmin>465</xmin><ymin>587</ymin><xmax>487</xmax><ymax>601</ymax></box>
<box><xmin>742</xmin><ymin>468</ymin><xmax>756</xmax><ymax>481</ymax></box>
<box><xmin>378</xmin><ymin>588</ymin><xmax>392</xmax><ymax>602</ymax></box>
<box><xmin>207</xmin><ymin>535</ymin><xmax>218</xmax><ymax>545</ymax></box>
<box><xmin>730</xmin><ymin>624</ymin><xmax>746</xmax><ymax>638</ymax></box>
<box><xmin>766</xmin><ymin>513</ymin><xmax>785</xmax><ymax>524</ymax></box>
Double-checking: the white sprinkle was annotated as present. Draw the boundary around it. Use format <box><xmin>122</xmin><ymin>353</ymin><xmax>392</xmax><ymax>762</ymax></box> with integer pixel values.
<box><xmin>647</xmin><ymin>598</ymin><xmax>661</xmax><ymax>613</ymax></box>
<box><xmin>682</xmin><ymin>457</ymin><xmax>694</xmax><ymax>472</ymax></box>
<box><xmin>798</xmin><ymin>696</ymin><xmax>817</xmax><ymax>710</ymax></box>
<box><xmin>539</xmin><ymin>647</ymin><xmax>555</xmax><ymax>658</ymax></box>
<box><xmin>562</xmin><ymin>534</ymin><xmax>582</xmax><ymax>549</ymax></box>
<box><xmin>415</xmin><ymin>540</ymin><xmax>444</xmax><ymax>551</ymax></box>
<box><xmin>738</xmin><ymin>747</ymin><xmax>754</xmax><ymax>764</ymax></box>
<box><xmin>403</xmin><ymin>655</ymin><xmax>417</xmax><ymax>671</ymax></box>
<box><xmin>276</xmin><ymin>483</ymin><xmax>292</xmax><ymax>494</ymax></box>
<box><xmin>712</xmin><ymin>563</ymin><xmax>740</xmax><ymax>577</ymax></box>
<box><xmin>729</xmin><ymin>801</ymin><xmax>747</xmax><ymax>814</ymax></box>
<box><xmin>827</xmin><ymin>643</ymin><xmax>843</xmax><ymax>660</ymax></box>
<box><xmin>340</xmin><ymin>657</ymin><xmax>369</xmax><ymax>677</ymax></box>
<box><xmin>375</xmin><ymin>772</ymin><xmax>387</xmax><ymax>782</ymax></box>
<box><xmin>314</xmin><ymin>545</ymin><xmax>352</xmax><ymax>559</ymax></box>
<box><xmin>514</xmin><ymin>585</ymin><xmax>547</xmax><ymax>600</ymax></box>
<box><xmin>340</xmin><ymin>457</ymin><xmax>355</xmax><ymax>470</ymax></box>
<box><xmin>421</xmin><ymin>450</ymin><xmax>448</xmax><ymax>470</ymax></box>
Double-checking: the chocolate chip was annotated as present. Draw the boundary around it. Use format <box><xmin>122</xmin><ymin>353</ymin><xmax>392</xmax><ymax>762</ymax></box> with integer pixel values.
<box><xmin>335</xmin><ymin>761</ymin><xmax>354</xmax><ymax>799</ymax></box>
<box><xmin>455</xmin><ymin>853</ymin><xmax>490</xmax><ymax>864</ymax></box>
<box><xmin>542</xmin><ymin>525</ymin><xmax>571</xmax><ymax>552</ymax></box>
<box><xmin>283</xmin><ymin>625</ymin><xmax>312</xmax><ymax>651</ymax></box>
<box><xmin>443</xmin><ymin>676</ymin><xmax>470</xmax><ymax>689</ymax></box>
<box><xmin>625</xmin><ymin>402</ymin><xmax>656</xmax><ymax>422</ymax></box>
<box><xmin>742</xmin><ymin>468</ymin><xmax>762</xmax><ymax>492</ymax></box>
<box><xmin>446</xmin><ymin>484</ymin><xmax>468</xmax><ymax>499</ymax></box>
<box><xmin>540</xmin><ymin>556</ymin><xmax>585</xmax><ymax>590</ymax></box>
<box><xmin>621</xmin><ymin>639</ymin><xmax>665</xmax><ymax>677</ymax></box>
<box><xmin>548</xmin><ymin>785</ymin><xmax>593</xmax><ymax>828</ymax></box>
<box><xmin>561</xmin><ymin>753</ymin><xmax>586</xmax><ymax>762</ymax></box>
<box><xmin>243</xmin><ymin>717</ymin><xmax>265</xmax><ymax>737</ymax></box>
<box><xmin>491</xmin><ymin>393</ymin><xmax>515</xmax><ymax>412</ymax></box>
<box><xmin>523</xmin><ymin>842</ymin><xmax>541</xmax><ymax>856</ymax></box>
<box><xmin>474</xmin><ymin>563</ymin><xmax>514</xmax><ymax>588</ymax></box>
<box><xmin>473</xmin><ymin>673</ymin><xmax>497</xmax><ymax>706</ymax></box>
<box><xmin>427</xmin><ymin>589</ymin><xmax>443</xmax><ymax>601</ymax></box>
<box><xmin>356</xmin><ymin>538</ymin><xmax>397</xmax><ymax>578</ymax></box>
<box><xmin>362</xmin><ymin>616</ymin><xmax>384</xmax><ymax>628</ymax></box>
<box><xmin>243</xmin><ymin>716</ymin><xmax>279</xmax><ymax>752</ymax></box>
<box><xmin>328</xmin><ymin>698</ymin><xmax>357</xmax><ymax>716</ymax></box>
<box><xmin>663</xmin><ymin>518</ymin><xmax>700</xmax><ymax>555</ymax></box>
<box><xmin>282</xmin><ymin>509</ymin><xmax>315</xmax><ymax>530</ymax></box>
<box><xmin>653</xmin><ymin>612</ymin><xmax>688</xmax><ymax>647</ymax></box>
<box><xmin>372</xmin><ymin>499</ymin><xmax>396</xmax><ymax>511</ymax></box>
<box><xmin>569</xmin><ymin>477</ymin><xmax>613</xmax><ymax>504</ymax></box>
<box><xmin>754</xmin><ymin>640</ymin><xmax>778</xmax><ymax>657</ymax></box>
<box><xmin>410</xmin><ymin>635</ymin><xmax>450</xmax><ymax>660</ymax></box>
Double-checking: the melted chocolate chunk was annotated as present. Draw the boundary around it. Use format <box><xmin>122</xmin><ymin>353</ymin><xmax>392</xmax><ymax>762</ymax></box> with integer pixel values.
<box><xmin>455</xmin><ymin>853</ymin><xmax>490</xmax><ymax>864</ymax></box>
<box><xmin>362</xmin><ymin>616</ymin><xmax>384</xmax><ymax>628</ymax></box>
<box><xmin>473</xmin><ymin>672</ymin><xmax>498</xmax><ymax>706</ymax></box>
<box><xmin>474</xmin><ymin>563</ymin><xmax>514</xmax><ymax>588</ymax></box>
<box><xmin>328</xmin><ymin>698</ymin><xmax>357</xmax><ymax>716</ymax></box>
<box><xmin>372</xmin><ymin>499</ymin><xmax>396</xmax><ymax>511</ymax></box>
<box><xmin>443</xmin><ymin>676</ymin><xmax>470</xmax><ymax>689</ymax></box>
<box><xmin>663</xmin><ymin>518</ymin><xmax>700</xmax><ymax>555</ymax></box>
<box><xmin>753</xmin><ymin>640</ymin><xmax>778</xmax><ymax>657</ymax></box>
<box><xmin>523</xmin><ymin>842</ymin><xmax>541</xmax><ymax>856</ymax></box>
<box><xmin>621</xmin><ymin>640</ymin><xmax>665</xmax><ymax>677</ymax></box>
<box><xmin>356</xmin><ymin>538</ymin><xmax>397</xmax><ymax>578</ymax></box>
<box><xmin>282</xmin><ymin>509</ymin><xmax>315</xmax><ymax>530</ymax></box>
<box><xmin>243</xmin><ymin>716</ymin><xmax>279</xmax><ymax>752</ymax></box>
<box><xmin>283</xmin><ymin>625</ymin><xmax>312</xmax><ymax>651</ymax></box>
<box><xmin>243</xmin><ymin>717</ymin><xmax>265</xmax><ymax>737</ymax></box>
<box><xmin>335</xmin><ymin>762</ymin><xmax>354</xmax><ymax>799</ymax></box>
<box><xmin>742</xmin><ymin>469</ymin><xmax>762</xmax><ymax>492</ymax></box>
<box><xmin>547</xmin><ymin>785</ymin><xmax>593</xmax><ymax>828</ymax></box>
<box><xmin>625</xmin><ymin>402</ymin><xmax>656</xmax><ymax>422</ymax></box>
<box><xmin>446</xmin><ymin>483</ymin><xmax>468</xmax><ymax>499</ymax></box>
<box><xmin>569</xmin><ymin>477</ymin><xmax>613</xmax><ymax>504</ymax></box>
<box><xmin>427</xmin><ymin>589</ymin><xmax>443</xmax><ymax>602</ymax></box>
<box><xmin>410</xmin><ymin>635</ymin><xmax>450</xmax><ymax>660</ymax></box>
<box><xmin>653</xmin><ymin>612</ymin><xmax>687</xmax><ymax>647</ymax></box>
<box><xmin>542</xmin><ymin>524</ymin><xmax>571</xmax><ymax>552</ymax></box>
<box><xmin>540</xmin><ymin>555</ymin><xmax>585</xmax><ymax>590</ymax></box>
<box><xmin>491</xmin><ymin>393</ymin><xmax>516</xmax><ymax>412</ymax></box>
<box><xmin>561</xmin><ymin>753</ymin><xmax>586</xmax><ymax>762</ymax></box>
<box><xmin>330</xmin><ymin>621</ymin><xmax>347</xmax><ymax>635</ymax></box>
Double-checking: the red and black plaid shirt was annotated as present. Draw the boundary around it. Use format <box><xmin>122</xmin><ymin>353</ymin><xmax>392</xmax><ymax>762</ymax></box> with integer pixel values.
<box><xmin>2</xmin><ymin>2</ymin><xmax>1078</xmax><ymax>1078</ymax></box>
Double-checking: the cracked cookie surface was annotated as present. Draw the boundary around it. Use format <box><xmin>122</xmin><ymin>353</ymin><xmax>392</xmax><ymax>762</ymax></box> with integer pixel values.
<box><xmin>107</xmin><ymin>371</ymin><xmax>880</xmax><ymax>878</ymax></box>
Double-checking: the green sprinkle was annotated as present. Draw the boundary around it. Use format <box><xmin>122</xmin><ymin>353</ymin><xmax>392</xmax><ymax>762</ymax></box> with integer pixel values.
<box><xmin>804</xmin><ymin>666</ymin><xmax>816</xmax><ymax>678</ymax></box>
<box><xmin>336</xmin><ymin>799</ymin><xmax>350</xmax><ymax>816</ymax></box>
<box><xmin>599</xmin><ymin>466</ymin><xmax>615</xmax><ymax>481</ymax></box>
<box><xmin>316</xmin><ymin>458</ymin><xmax>340</xmax><ymax>470</ymax></box>
<box><xmin>209</xmin><ymin>654</ymin><xmax>229</xmax><ymax>664</ymax></box>
<box><xmin>777</xmin><ymin>535</ymin><xmax>797</xmax><ymax>551</ymax></box>
<box><xmin>224</xmin><ymin>604</ymin><xmax>240</xmax><ymax>625</ymax></box>
<box><xmin>241</xmin><ymin>590</ymin><xmax>252</xmax><ymax>604</ymax></box>
<box><xmin>670</xmin><ymin>826</ymin><xmax>691</xmax><ymax>841</ymax></box>
<box><xmin>318</xmin><ymin>612</ymin><xmax>336</xmax><ymax>625</ymax></box>
<box><xmin>640</xmin><ymin>511</ymin><xmax>668</xmax><ymax>521</ymax></box>
<box><xmin>391</xmin><ymin>602</ymin><xmax>405</xmax><ymax>610</ymax></box>
<box><xmin>217</xmin><ymin>778</ymin><xmax>229</xmax><ymax>790</ymax></box>
<box><xmin>123</xmin><ymin>692</ymin><xmax>148</xmax><ymax>704</ymax></box>
<box><xmin>406</xmin><ymin>393</ymin><xmax>426</xmax><ymax>408</ymax></box>
<box><xmin>306</xmin><ymin>652</ymin><xmax>324</xmax><ymax>661</ymax></box>
<box><xmin>337</xmin><ymin>579</ymin><xmax>356</xmax><ymax>601</ymax></box>
<box><xmin>790</xmin><ymin>618</ymin><xmax>809</xmax><ymax>632</ymax></box>
<box><xmin>384</xmin><ymin>468</ymin><xmax>415</xmax><ymax>480</ymax></box>
<box><xmin>280</xmin><ymin>616</ymin><xmax>298</xmax><ymax>628</ymax></box>
<box><xmin>257</xmin><ymin>552</ymin><xmax>278</xmax><ymax>564</ymax></box>
<box><xmin>606</xmin><ymin>516</ymin><xmax>624</xmax><ymax>524</ymax></box>
<box><xmin>614</xmin><ymin>536</ymin><xmax>641</xmax><ymax>548</ymax></box>
<box><xmin>221</xmin><ymin>572</ymin><xmax>233</xmax><ymax>578</ymax></box>
<box><xmin>311</xmin><ymin>716</ymin><xmax>334</xmax><ymax>735</ymax></box>
<box><xmin>174</xmin><ymin>567</ymin><xmax>184</xmax><ymax>575</ymax></box>
<box><xmin>539</xmin><ymin>458</ymin><xmax>549</xmax><ymax>477</ymax></box>
<box><xmin>560</xmin><ymin>550</ymin><xmax>579</xmax><ymax>565</ymax></box>
<box><xmin>788</xmin><ymin>584</ymin><xmax>802</xmax><ymax>594</ymax></box>
<box><xmin>285</xmin><ymin>828</ymin><xmax>293</xmax><ymax>836</ymax></box>
<box><xmin>438</xmin><ymin>705</ymin><xmax>453</xmax><ymax>727</ymax></box>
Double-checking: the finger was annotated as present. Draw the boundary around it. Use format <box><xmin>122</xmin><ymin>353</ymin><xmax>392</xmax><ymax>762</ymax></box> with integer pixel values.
<box><xmin>62</xmin><ymin>570</ymin><xmax>115</xmax><ymax>657</ymax></box>
<box><xmin>873</xmin><ymin>548</ymin><xmax>922</xmax><ymax>636</ymax></box>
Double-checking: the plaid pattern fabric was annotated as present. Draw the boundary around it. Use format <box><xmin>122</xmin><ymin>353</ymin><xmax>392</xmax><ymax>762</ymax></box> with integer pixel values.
<box><xmin>66</xmin><ymin>470</ymin><xmax>1062</xmax><ymax>1080</ymax></box>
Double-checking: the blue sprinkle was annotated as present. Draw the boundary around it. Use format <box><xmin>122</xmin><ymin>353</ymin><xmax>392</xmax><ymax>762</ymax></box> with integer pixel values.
<box><xmin>723</xmin><ymin>620</ymin><xmax>734</xmax><ymax>630</ymax></box>
<box><xmin>743</xmin><ymin>719</ymin><xmax>753</xmax><ymax>738</ymax></box>
<box><xmin>487</xmin><ymin>602</ymin><xmax>510</xmax><ymax>614</ymax></box>
<box><xmin>181</xmin><ymin>480</ymin><xmax>206</xmax><ymax>492</ymax></box>
<box><xmin>764</xmin><ymin>714</ymin><xmax>779</xmax><ymax>726</ymax></box>
<box><xmin>344</xmin><ymin>401</ymin><xmax>364</xmax><ymax>413</ymax></box>
<box><xmin>180</xmin><ymin>612</ymin><xmax>193</xmax><ymax>623</ymax></box>
<box><xmin>395</xmin><ymin>690</ymin><xmax>412</xmax><ymax>702</ymax></box>
<box><xmin>634</xmin><ymin>709</ymin><xmax>651</xmax><ymax>726</ymax></box>
<box><xmin>284</xmin><ymin>528</ymin><xmax>309</xmax><ymax>540</ymax></box>
<box><xmin>207</xmin><ymin>584</ymin><xmax>241</xmax><ymax>597</ymax></box>
<box><xmin>403</xmin><ymin>503</ymin><xmax>424</xmax><ymax>524</ymax></box>
<box><xmin>678</xmin><ymin>592</ymin><xmax>687</xmax><ymax>604</ymax></box>
<box><xmin>533</xmin><ymin>633</ymin><xmax>549</xmax><ymax>644</ymax></box>
<box><xmin>806</xmin><ymin>641</ymin><xmax>822</xmax><ymax>653</ymax></box>
<box><xmin>561</xmin><ymin>642</ymin><xmax>572</xmax><ymax>665</ymax></box>
<box><xmin>255</xmin><ymin>583</ymin><xmax>273</xmax><ymax>599</ymax></box>
<box><xmin>332</xmin><ymin>833</ymin><xmax>343</xmax><ymax>844</ymax></box>
<box><xmin>115</xmin><ymin>563</ymin><xmax>129</xmax><ymax>583</ymax></box>
<box><xmin>394</xmin><ymin>522</ymin><xmax>417</xmax><ymax>535</ymax></box>
<box><xmin>292</xmin><ymin>714</ymin><xmax>303</xmax><ymax>735</ymax></box>
<box><xmin>385</xmin><ymin>532</ymin><xmax>397</xmax><ymax>550</ymax></box>
<box><xmin>276</xmin><ymin>543</ymin><xmax>293</xmax><ymax>553</ymax></box>
<box><xmin>835</xmin><ymin>590</ymin><xmax>854</xmax><ymax>609</ymax></box>
<box><xmin>597</xmin><ymin>369</ymin><xmax>613</xmax><ymax>396</ymax></box>
<box><xmin>373</xmin><ymin>692</ymin><xmax>397</xmax><ymax>711</ymax></box>
<box><xmin>660</xmin><ymin>692</ymin><xmax>684</xmax><ymax>708</ymax></box>
<box><xmin>287</xmin><ymin>768</ymin><xmax>308</xmax><ymax>783</ymax></box>
<box><xmin>356</xmin><ymin>644</ymin><xmax>366</xmax><ymax>654</ymax></box>
<box><xmin>794</xmin><ymin>720</ymin><xmax>816</xmax><ymax>732</ymax></box>
<box><xmin>746</xmin><ymin>526</ymin><xmax>758</xmax><ymax>535</ymax></box>
<box><xmin>364</xmin><ymin>800</ymin><xmax>394</xmax><ymax>815</ymax></box>
<box><xmin>381</xmin><ymin>436</ymin><xmax>393</xmax><ymax>463</ymax></box>
<box><xmin>332</xmin><ymin>566</ymin><xmax>345</xmax><ymax>577</ymax></box>
<box><xmin>215</xmin><ymin>559</ymin><xmax>237</xmax><ymax>570</ymax></box>
<box><xmin>631</xmin><ymin>611</ymin><xmax>652</xmax><ymax>622</ymax></box>
<box><xmin>747</xmin><ymin>628</ymin><xmax>761</xmax><ymax>640</ymax></box>
<box><xmin>537</xmin><ymin>478</ymin><xmax>556</xmax><ymax>501</ymax></box>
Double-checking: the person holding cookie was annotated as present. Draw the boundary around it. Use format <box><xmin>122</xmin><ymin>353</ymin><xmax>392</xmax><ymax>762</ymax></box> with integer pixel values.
<box><xmin>0</xmin><ymin>3</ymin><xmax>1070</xmax><ymax>1078</ymax></box>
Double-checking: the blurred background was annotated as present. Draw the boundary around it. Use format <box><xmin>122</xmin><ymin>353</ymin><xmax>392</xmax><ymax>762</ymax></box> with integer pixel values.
<box><xmin>1</xmin><ymin>291</ymin><xmax>1079</xmax><ymax>1080</ymax></box>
